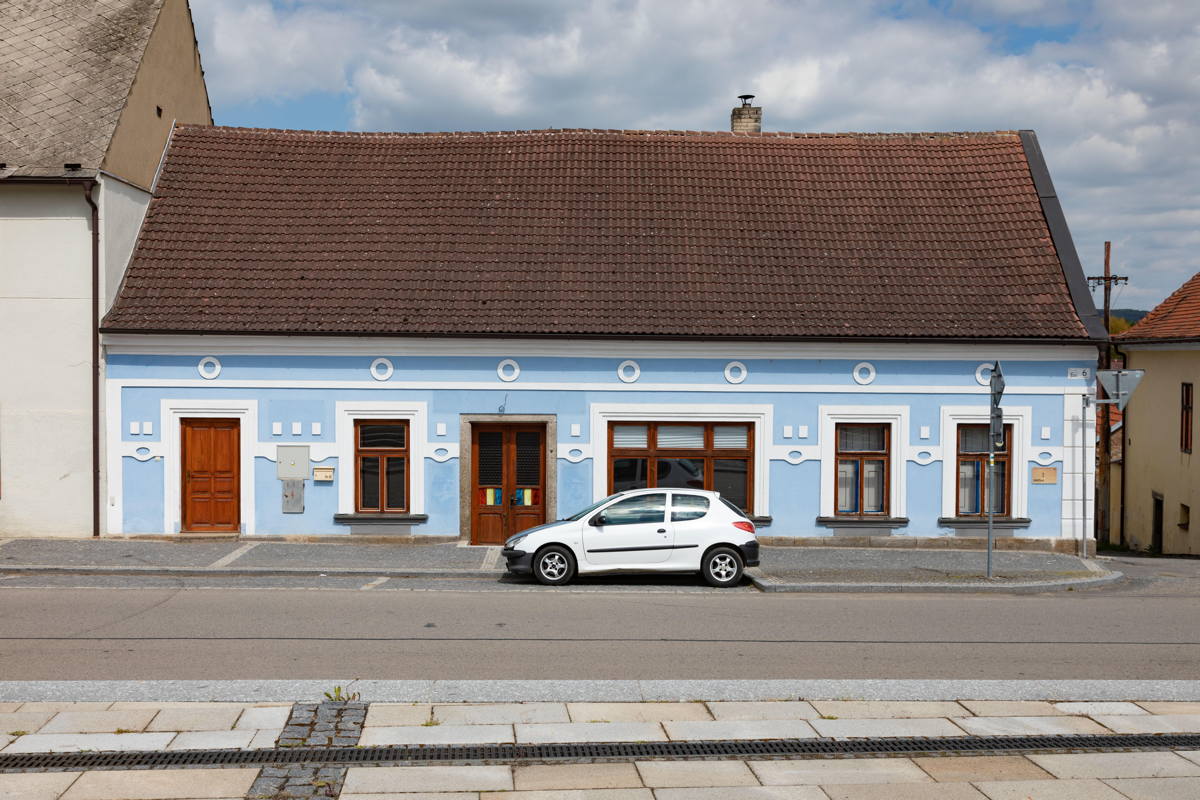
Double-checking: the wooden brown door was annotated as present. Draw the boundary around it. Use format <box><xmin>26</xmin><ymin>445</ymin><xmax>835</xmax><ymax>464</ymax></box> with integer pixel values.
<box><xmin>471</xmin><ymin>424</ymin><xmax>546</xmax><ymax>545</ymax></box>
<box><xmin>181</xmin><ymin>418</ymin><xmax>240</xmax><ymax>533</ymax></box>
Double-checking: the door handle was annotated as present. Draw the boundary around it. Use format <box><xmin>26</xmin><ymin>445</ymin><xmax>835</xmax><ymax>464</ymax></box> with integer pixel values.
<box><xmin>657</xmin><ymin>528</ymin><xmax>667</xmax><ymax>534</ymax></box>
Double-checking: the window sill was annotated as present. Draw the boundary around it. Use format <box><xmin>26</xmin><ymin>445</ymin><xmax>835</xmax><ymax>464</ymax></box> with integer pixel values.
<box><xmin>334</xmin><ymin>513</ymin><xmax>429</xmax><ymax>524</ymax></box>
<box><xmin>816</xmin><ymin>516</ymin><xmax>909</xmax><ymax>528</ymax></box>
<box><xmin>937</xmin><ymin>517</ymin><xmax>1031</xmax><ymax>529</ymax></box>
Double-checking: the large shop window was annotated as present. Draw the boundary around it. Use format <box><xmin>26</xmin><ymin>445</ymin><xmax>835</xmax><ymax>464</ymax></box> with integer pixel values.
<box><xmin>835</xmin><ymin>423</ymin><xmax>890</xmax><ymax>515</ymax></box>
<box><xmin>608</xmin><ymin>422</ymin><xmax>753</xmax><ymax>511</ymax></box>
<box><xmin>355</xmin><ymin>420</ymin><xmax>409</xmax><ymax>513</ymax></box>
<box><xmin>956</xmin><ymin>424</ymin><xmax>1011</xmax><ymax>516</ymax></box>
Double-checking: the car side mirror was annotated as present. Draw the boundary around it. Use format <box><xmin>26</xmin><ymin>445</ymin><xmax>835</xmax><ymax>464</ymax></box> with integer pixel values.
<box><xmin>589</xmin><ymin>513</ymin><xmax>607</xmax><ymax>527</ymax></box>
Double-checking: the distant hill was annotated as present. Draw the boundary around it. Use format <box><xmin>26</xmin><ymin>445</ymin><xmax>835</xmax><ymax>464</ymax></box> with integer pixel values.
<box><xmin>1111</xmin><ymin>308</ymin><xmax>1149</xmax><ymax>324</ymax></box>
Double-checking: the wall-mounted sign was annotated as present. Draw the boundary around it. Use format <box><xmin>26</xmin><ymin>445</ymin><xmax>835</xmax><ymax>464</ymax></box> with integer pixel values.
<box><xmin>312</xmin><ymin>466</ymin><xmax>335</xmax><ymax>482</ymax></box>
<box><xmin>1032</xmin><ymin>467</ymin><xmax>1058</xmax><ymax>485</ymax></box>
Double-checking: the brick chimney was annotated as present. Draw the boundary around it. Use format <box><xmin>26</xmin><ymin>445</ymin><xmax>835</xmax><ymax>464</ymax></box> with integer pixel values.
<box><xmin>731</xmin><ymin>94</ymin><xmax>761</xmax><ymax>133</ymax></box>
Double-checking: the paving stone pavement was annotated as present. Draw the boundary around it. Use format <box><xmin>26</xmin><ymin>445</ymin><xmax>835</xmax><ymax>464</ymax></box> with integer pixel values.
<box><xmin>276</xmin><ymin>702</ymin><xmax>366</xmax><ymax>748</ymax></box>
<box><xmin>0</xmin><ymin>699</ymin><xmax>1200</xmax><ymax>797</ymax></box>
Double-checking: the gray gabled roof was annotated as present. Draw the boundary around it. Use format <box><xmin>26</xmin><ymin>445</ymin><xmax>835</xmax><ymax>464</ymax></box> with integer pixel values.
<box><xmin>0</xmin><ymin>0</ymin><xmax>164</xmax><ymax>177</ymax></box>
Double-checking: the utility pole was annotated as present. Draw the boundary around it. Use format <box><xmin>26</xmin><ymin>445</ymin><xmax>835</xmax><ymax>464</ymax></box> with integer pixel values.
<box><xmin>1088</xmin><ymin>241</ymin><xmax>1128</xmax><ymax>546</ymax></box>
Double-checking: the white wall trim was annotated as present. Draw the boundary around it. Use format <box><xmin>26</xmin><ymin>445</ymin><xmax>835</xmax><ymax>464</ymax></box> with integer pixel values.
<box><xmin>818</xmin><ymin>405</ymin><xmax>910</xmax><ymax>518</ymax></box>
<box><xmin>103</xmin><ymin>334</ymin><xmax>1099</xmax><ymax>362</ymax></box>
<box><xmin>334</xmin><ymin>401</ymin><xmax>429</xmax><ymax>515</ymax></box>
<box><xmin>103</xmin><ymin>376</ymin><xmax>1082</xmax><ymax>396</ymax></box>
<box><xmin>588</xmin><ymin>403</ymin><xmax>773</xmax><ymax>517</ymax></box>
<box><xmin>938</xmin><ymin>405</ymin><xmax>1033</xmax><ymax>520</ymax></box>
<box><xmin>162</xmin><ymin>399</ymin><xmax>259</xmax><ymax>536</ymax></box>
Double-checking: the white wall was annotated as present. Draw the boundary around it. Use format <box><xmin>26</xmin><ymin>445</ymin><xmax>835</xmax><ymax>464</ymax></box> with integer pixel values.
<box><xmin>0</xmin><ymin>183</ymin><xmax>94</xmax><ymax>536</ymax></box>
<box><xmin>100</xmin><ymin>176</ymin><xmax>150</xmax><ymax>312</ymax></box>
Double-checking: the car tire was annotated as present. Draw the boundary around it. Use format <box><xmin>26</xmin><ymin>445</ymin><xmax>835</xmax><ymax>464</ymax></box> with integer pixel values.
<box><xmin>702</xmin><ymin>546</ymin><xmax>744</xmax><ymax>587</ymax></box>
<box><xmin>533</xmin><ymin>545</ymin><xmax>576</xmax><ymax>586</ymax></box>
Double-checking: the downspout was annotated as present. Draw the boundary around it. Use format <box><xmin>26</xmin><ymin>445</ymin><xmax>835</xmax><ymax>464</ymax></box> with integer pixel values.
<box><xmin>81</xmin><ymin>179</ymin><xmax>100</xmax><ymax>538</ymax></box>
<box><xmin>1114</xmin><ymin>343</ymin><xmax>1129</xmax><ymax>548</ymax></box>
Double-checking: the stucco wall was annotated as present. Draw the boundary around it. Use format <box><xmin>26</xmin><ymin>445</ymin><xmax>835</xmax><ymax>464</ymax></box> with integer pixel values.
<box><xmin>103</xmin><ymin>0</ymin><xmax>212</xmax><ymax>190</ymax></box>
<box><xmin>0</xmin><ymin>184</ymin><xmax>94</xmax><ymax>536</ymax></box>
<box><xmin>100</xmin><ymin>177</ymin><xmax>151</xmax><ymax>313</ymax></box>
<box><xmin>1120</xmin><ymin>348</ymin><xmax>1199</xmax><ymax>554</ymax></box>
<box><xmin>103</xmin><ymin>342</ymin><xmax>1097</xmax><ymax>540</ymax></box>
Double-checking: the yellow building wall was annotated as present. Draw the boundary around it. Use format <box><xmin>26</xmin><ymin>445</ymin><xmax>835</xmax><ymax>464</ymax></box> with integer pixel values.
<box><xmin>102</xmin><ymin>0</ymin><xmax>212</xmax><ymax>190</ymax></box>
<box><xmin>1120</xmin><ymin>348</ymin><xmax>1199</xmax><ymax>554</ymax></box>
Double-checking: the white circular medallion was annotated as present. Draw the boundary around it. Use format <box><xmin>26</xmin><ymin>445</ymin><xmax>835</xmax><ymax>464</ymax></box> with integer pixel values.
<box><xmin>617</xmin><ymin>360</ymin><xmax>641</xmax><ymax>383</ymax></box>
<box><xmin>852</xmin><ymin>361</ymin><xmax>876</xmax><ymax>385</ymax></box>
<box><xmin>975</xmin><ymin>362</ymin><xmax>993</xmax><ymax>386</ymax></box>
<box><xmin>724</xmin><ymin>361</ymin><xmax>748</xmax><ymax>384</ymax></box>
<box><xmin>197</xmin><ymin>356</ymin><xmax>221</xmax><ymax>380</ymax></box>
<box><xmin>497</xmin><ymin>358</ymin><xmax>520</xmax><ymax>382</ymax></box>
<box><xmin>370</xmin><ymin>358</ymin><xmax>394</xmax><ymax>381</ymax></box>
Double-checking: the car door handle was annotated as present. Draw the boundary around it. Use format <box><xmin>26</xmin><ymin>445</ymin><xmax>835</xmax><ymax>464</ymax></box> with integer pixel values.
<box><xmin>657</xmin><ymin>528</ymin><xmax>667</xmax><ymax>534</ymax></box>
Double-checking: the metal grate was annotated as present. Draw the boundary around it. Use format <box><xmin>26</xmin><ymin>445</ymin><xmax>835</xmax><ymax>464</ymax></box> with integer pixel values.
<box><xmin>3</xmin><ymin>733</ymin><xmax>1200</xmax><ymax>773</ymax></box>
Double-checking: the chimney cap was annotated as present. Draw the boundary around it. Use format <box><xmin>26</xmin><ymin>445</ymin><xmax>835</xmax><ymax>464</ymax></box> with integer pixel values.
<box><xmin>737</xmin><ymin>94</ymin><xmax>755</xmax><ymax>106</ymax></box>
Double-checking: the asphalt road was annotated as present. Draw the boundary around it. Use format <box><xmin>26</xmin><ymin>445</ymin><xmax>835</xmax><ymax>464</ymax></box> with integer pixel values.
<box><xmin>0</xmin><ymin>554</ymin><xmax>1195</xmax><ymax>680</ymax></box>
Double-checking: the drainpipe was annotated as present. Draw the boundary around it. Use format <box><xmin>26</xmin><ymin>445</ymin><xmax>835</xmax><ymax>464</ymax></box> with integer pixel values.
<box><xmin>1114</xmin><ymin>343</ymin><xmax>1129</xmax><ymax>548</ymax></box>
<box><xmin>80</xmin><ymin>179</ymin><xmax>100</xmax><ymax>538</ymax></box>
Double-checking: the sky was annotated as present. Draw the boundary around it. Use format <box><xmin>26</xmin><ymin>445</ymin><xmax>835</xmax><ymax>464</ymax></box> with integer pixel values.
<box><xmin>189</xmin><ymin>0</ymin><xmax>1200</xmax><ymax>310</ymax></box>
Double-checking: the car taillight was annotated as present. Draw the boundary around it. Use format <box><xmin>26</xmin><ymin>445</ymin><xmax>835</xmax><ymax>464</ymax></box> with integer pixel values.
<box><xmin>732</xmin><ymin>521</ymin><xmax>755</xmax><ymax>534</ymax></box>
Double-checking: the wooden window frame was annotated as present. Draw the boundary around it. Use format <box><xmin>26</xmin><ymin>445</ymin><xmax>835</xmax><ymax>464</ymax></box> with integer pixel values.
<box><xmin>354</xmin><ymin>419</ymin><xmax>410</xmax><ymax>513</ymax></box>
<box><xmin>1182</xmin><ymin>383</ymin><xmax>1194</xmax><ymax>454</ymax></box>
<box><xmin>606</xmin><ymin>421</ymin><xmax>754</xmax><ymax>512</ymax></box>
<box><xmin>955</xmin><ymin>423</ymin><xmax>1012</xmax><ymax>517</ymax></box>
<box><xmin>834</xmin><ymin>423</ymin><xmax>891</xmax><ymax>516</ymax></box>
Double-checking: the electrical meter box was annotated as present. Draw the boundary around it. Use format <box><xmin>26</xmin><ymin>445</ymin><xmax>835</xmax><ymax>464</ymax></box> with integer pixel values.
<box><xmin>276</xmin><ymin>446</ymin><xmax>310</xmax><ymax>480</ymax></box>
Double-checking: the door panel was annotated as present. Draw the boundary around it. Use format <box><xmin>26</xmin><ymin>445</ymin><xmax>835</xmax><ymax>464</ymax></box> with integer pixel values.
<box><xmin>583</xmin><ymin>492</ymin><xmax>673</xmax><ymax>565</ymax></box>
<box><xmin>182</xmin><ymin>418</ymin><xmax>240</xmax><ymax>533</ymax></box>
<box><xmin>470</xmin><ymin>425</ymin><xmax>546</xmax><ymax>545</ymax></box>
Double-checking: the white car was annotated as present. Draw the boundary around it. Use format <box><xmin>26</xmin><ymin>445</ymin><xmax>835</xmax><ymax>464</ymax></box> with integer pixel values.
<box><xmin>502</xmin><ymin>488</ymin><xmax>759</xmax><ymax>587</ymax></box>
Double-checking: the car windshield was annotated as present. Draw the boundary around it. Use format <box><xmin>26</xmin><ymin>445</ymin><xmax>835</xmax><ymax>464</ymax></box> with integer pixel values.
<box><xmin>563</xmin><ymin>494</ymin><xmax>622</xmax><ymax>521</ymax></box>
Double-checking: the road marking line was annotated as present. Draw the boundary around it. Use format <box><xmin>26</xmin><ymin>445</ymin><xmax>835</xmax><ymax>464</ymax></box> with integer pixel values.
<box><xmin>360</xmin><ymin>577</ymin><xmax>390</xmax><ymax>591</ymax></box>
<box><xmin>482</xmin><ymin>547</ymin><xmax>501</xmax><ymax>570</ymax></box>
<box><xmin>206</xmin><ymin>542</ymin><xmax>260</xmax><ymax>568</ymax></box>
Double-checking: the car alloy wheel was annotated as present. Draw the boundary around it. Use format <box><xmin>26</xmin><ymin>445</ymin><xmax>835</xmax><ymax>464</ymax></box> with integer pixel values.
<box><xmin>702</xmin><ymin>546</ymin><xmax>744</xmax><ymax>587</ymax></box>
<box><xmin>534</xmin><ymin>545</ymin><xmax>575</xmax><ymax>586</ymax></box>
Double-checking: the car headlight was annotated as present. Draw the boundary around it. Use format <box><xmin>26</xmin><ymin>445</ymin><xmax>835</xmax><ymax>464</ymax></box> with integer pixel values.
<box><xmin>505</xmin><ymin>531</ymin><xmax>533</xmax><ymax>548</ymax></box>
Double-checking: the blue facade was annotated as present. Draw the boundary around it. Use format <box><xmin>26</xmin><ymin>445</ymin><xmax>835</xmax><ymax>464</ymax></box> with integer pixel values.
<box><xmin>105</xmin><ymin>343</ymin><xmax>1097</xmax><ymax>540</ymax></box>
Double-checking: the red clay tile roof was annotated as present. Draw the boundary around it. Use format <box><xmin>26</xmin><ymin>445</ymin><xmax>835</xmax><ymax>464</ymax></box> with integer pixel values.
<box><xmin>1118</xmin><ymin>271</ymin><xmax>1200</xmax><ymax>342</ymax></box>
<box><xmin>102</xmin><ymin>126</ymin><xmax>1098</xmax><ymax>340</ymax></box>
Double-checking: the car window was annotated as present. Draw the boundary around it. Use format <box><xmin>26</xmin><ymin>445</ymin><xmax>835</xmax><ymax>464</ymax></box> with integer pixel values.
<box><xmin>598</xmin><ymin>493</ymin><xmax>666</xmax><ymax>525</ymax></box>
<box><xmin>719</xmin><ymin>496</ymin><xmax>750</xmax><ymax>519</ymax></box>
<box><xmin>565</xmin><ymin>494</ymin><xmax>622</xmax><ymax>521</ymax></box>
<box><xmin>671</xmin><ymin>493</ymin><xmax>710</xmax><ymax>522</ymax></box>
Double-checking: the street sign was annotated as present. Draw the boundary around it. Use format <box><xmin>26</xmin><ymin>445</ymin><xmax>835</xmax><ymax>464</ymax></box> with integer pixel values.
<box><xmin>990</xmin><ymin>407</ymin><xmax>1005</xmax><ymax>447</ymax></box>
<box><xmin>1096</xmin><ymin>369</ymin><xmax>1145</xmax><ymax>412</ymax></box>
<box><xmin>990</xmin><ymin>361</ymin><xmax>1005</xmax><ymax>406</ymax></box>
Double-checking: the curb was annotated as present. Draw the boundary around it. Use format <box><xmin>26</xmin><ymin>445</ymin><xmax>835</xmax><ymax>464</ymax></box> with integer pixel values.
<box><xmin>0</xmin><ymin>564</ymin><xmax>504</xmax><ymax>579</ymax></box>
<box><xmin>746</xmin><ymin>568</ymin><xmax>1124</xmax><ymax>593</ymax></box>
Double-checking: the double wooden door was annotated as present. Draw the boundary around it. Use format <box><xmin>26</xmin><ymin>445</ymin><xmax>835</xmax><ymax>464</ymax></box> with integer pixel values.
<box><xmin>181</xmin><ymin>418</ymin><xmax>240</xmax><ymax>533</ymax></box>
<box><xmin>471</xmin><ymin>424</ymin><xmax>546</xmax><ymax>545</ymax></box>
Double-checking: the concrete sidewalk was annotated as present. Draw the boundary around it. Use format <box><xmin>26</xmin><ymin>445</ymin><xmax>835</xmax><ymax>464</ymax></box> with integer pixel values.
<box><xmin>0</xmin><ymin>538</ymin><xmax>1121</xmax><ymax>592</ymax></box>
<box><xmin>2</xmin><ymin>696</ymin><xmax>1200</xmax><ymax>798</ymax></box>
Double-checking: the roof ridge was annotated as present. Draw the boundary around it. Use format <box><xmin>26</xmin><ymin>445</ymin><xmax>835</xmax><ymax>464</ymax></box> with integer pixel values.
<box><xmin>175</xmin><ymin>124</ymin><xmax>1023</xmax><ymax>141</ymax></box>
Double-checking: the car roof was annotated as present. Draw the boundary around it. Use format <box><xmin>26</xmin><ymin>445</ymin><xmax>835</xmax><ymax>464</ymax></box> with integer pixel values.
<box><xmin>613</xmin><ymin>488</ymin><xmax>720</xmax><ymax>499</ymax></box>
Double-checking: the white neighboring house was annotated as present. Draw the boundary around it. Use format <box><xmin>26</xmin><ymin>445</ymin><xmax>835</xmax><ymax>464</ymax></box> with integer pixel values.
<box><xmin>0</xmin><ymin>0</ymin><xmax>211</xmax><ymax>537</ymax></box>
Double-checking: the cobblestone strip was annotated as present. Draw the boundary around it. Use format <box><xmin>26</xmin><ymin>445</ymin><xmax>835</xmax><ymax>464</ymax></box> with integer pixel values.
<box><xmin>246</xmin><ymin>764</ymin><xmax>346</xmax><ymax>799</ymax></box>
<box><xmin>277</xmin><ymin>701</ymin><xmax>367</xmax><ymax>748</ymax></box>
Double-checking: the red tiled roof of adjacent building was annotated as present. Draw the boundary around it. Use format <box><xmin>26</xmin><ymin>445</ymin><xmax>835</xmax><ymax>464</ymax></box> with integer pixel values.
<box><xmin>102</xmin><ymin>125</ymin><xmax>1101</xmax><ymax>340</ymax></box>
<box><xmin>1118</xmin><ymin>271</ymin><xmax>1200</xmax><ymax>342</ymax></box>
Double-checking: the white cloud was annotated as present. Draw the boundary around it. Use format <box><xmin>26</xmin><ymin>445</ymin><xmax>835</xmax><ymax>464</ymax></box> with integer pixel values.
<box><xmin>188</xmin><ymin>0</ymin><xmax>1200</xmax><ymax>308</ymax></box>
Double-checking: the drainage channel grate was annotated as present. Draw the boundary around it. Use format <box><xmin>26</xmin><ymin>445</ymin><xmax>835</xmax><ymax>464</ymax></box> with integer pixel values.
<box><xmin>3</xmin><ymin>733</ymin><xmax>1200</xmax><ymax>773</ymax></box>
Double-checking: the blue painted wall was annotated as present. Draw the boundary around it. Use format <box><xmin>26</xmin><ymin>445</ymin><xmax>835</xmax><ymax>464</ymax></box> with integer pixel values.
<box><xmin>110</xmin><ymin>352</ymin><xmax>1092</xmax><ymax>538</ymax></box>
